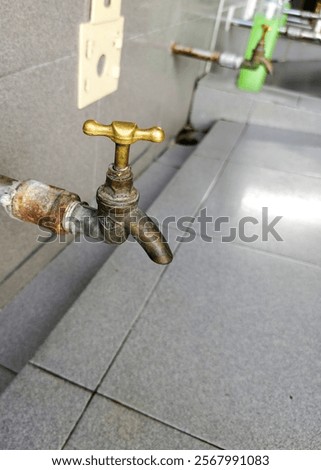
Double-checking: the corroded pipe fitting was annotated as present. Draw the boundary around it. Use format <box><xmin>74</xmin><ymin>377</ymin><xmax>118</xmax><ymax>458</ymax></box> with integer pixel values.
<box><xmin>0</xmin><ymin>177</ymin><xmax>80</xmax><ymax>234</ymax></box>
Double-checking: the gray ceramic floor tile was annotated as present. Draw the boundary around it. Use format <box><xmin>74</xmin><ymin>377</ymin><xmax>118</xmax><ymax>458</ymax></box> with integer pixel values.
<box><xmin>249</xmin><ymin>100</ymin><xmax>321</xmax><ymax>136</ymax></box>
<box><xmin>65</xmin><ymin>395</ymin><xmax>216</xmax><ymax>450</ymax></box>
<box><xmin>135</xmin><ymin>161</ymin><xmax>178</xmax><ymax>212</ymax></box>
<box><xmin>230</xmin><ymin>124</ymin><xmax>321</xmax><ymax>178</ymax></box>
<box><xmin>148</xmin><ymin>152</ymin><xmax>224</xmax><ymax>224</ymax></box>
<box><xmin>0</xmin><ymin>213</ymin><xmax>43</xmax><ymax>286</ymax></box>
<box><xmin>31</xmin><ymin>230</ymin><xmax>178</xmax><ymax>390</ymax></box>
<box><xmin>0</xmin><ymin>364</ymin><xmax>15</xmax><ymax>395</ymax></box>
<box><xmin>0</xmin><ymin>240</ymin><xmax>115</xmax><ymax>373</ymax></box>
<box><xmin>195</xmin><ymin>121</ymin><xmax>245</xmax><ymax>161</ymax></box>
<box><xmin>99</xmin><ymin>239</ymin><xmax>321</xmax><ymax>449</ymax></box>
<box><xmin>190</xmin><ymin>85</ymin><xmax>253</xmax><ymax>131</ymax></box>
<box><xmin>0</xmin><ymin>238</ymin><xmax>66</xmax><ymax>309</ymax></box>
<box><xmin>298</xmin><ymin>95</ymin><xmax>321</xmax><ymax>115</ymax></box>
<box><xmin>197</xmin><ymin>160</ymin><xmax>321</xmax><ymax>267</ymax></box>
<box><xmin>157</xmin><ymin>144</ymin><xmax>197</xmax><ymax>170</ymax></box>
<box><xmin>0</xmin><ymin>364</ymin><xmax>90</xmax><ymax>449</ymax></box>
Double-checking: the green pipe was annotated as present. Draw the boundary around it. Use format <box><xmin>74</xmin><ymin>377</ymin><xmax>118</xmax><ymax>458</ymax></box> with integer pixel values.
<box><xmin>237</xmin><ymin>8</ymin><xmax>288</xmax><ymax>92</ymax></box>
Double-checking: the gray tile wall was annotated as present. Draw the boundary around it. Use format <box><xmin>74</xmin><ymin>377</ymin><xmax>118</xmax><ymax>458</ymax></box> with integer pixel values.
<box><xmin>0</xmin><ymin>0</ymin><xmax>217</xmax><ymax>303</ymax></box>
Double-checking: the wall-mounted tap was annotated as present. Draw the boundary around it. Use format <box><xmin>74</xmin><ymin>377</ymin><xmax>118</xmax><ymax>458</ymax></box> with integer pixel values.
<box><xmin>171</xmin><ymin>42</ymin><xmax>245</xmax><ymax>71</ymax></box>
<box><xmin>0</xmin><ymin>120</ymin><xmax>173</xmax><ymax>265</ymax></box>
<box><xmin>171</xmin><ymin>24</ymin><xmax>273</xmax><ymax>75</ymax></box>
<box><xmin>82</xmin><ymin>119</ymin><xmax>173</xmax><ymax>264</ymax></box>
<box><xmin>242</xmin><ymin>24</ymin><xmax>273</xmax><ymax>74</ymax></box>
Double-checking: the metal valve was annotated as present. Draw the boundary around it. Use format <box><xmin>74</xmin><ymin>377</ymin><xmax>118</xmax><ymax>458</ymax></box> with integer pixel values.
<box><xmin>81</xmin><ymin>118</ymin><xmax>173</xmax><ymax>267</ymax></box>
<box><xmin>83</xmin><ymin>120</ymin><xmax>165</xmax><ymax>170</ymax></box>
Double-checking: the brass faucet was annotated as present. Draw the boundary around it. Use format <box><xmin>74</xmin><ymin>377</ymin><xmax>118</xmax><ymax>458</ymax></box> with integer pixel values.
<box><xmin>82</xmin><ymin>120</ymin><xmax>173</xmax><ymax>264</ymax></box>
<box><xmin>0</xmin><ymin>120</ymin><xmax>173</xmax><ymax>265</ymax></box>
<box><xmin>242</xmin><ymin>24</ymin><xmax>273</xmax><ymax>75</ymax></box>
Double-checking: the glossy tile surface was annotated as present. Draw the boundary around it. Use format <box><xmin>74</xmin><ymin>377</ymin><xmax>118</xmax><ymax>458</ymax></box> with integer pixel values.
<box><xmin>199</xmin><ymin>160</ymin><xmax>321</xmax><ymax>266</ymax></box>
<box><xmin>229</xmin><ymin>125</ymin><xmax>321</xmax><ymax>178</ymax></box>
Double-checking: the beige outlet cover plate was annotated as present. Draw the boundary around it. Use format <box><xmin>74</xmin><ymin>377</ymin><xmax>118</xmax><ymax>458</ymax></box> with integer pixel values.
<box><xmin>78</xmin><ymin>0</ymin><xmax>124</xmax><ymax>109</ymax></box>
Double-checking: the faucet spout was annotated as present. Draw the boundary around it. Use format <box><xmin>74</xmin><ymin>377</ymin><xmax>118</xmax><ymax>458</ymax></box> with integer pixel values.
<box><xmin>125</xmin><ymin>207</ymin><xmax>173</xmax><ymax>265</ymax></box>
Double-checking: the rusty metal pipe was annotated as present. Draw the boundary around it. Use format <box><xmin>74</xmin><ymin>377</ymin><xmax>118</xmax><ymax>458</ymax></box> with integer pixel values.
<box><xmin>171</xmin><ymin>42</ymin><xmax>221</xmax><ymax>62</ymax></box>
<box><xmin>171</xmin><ymin>42</ymin><xmax>244</xmax><ymax>70</ymax></box>
<box><xmin>0</xmin><ymin>175</ymin><xmax>81</xmax><ymax>234</ymax></box>
<box><xmin>0</xmin><ymin>174</ymin><xmax>113</xmax><ymax>243</ymax></box>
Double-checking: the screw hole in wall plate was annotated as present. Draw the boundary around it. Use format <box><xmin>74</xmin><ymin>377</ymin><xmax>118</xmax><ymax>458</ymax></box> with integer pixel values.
<box><xmin>97</xmin><ymin>54</ymin><xmax>106</xmax><ymax>76</ymax></box>
<box><xmin>104</xmin><ymin>0</ymin><xmax>111</xmax><ymax>7</ymax></box>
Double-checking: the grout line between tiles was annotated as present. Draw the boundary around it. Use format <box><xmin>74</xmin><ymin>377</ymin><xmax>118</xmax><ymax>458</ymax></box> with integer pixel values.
<box><xmin>30</xmin><ymin>362</ymin><xmax>94</xmax><ymax>394</ymax></box>
<box><xmin>0</xmin><ymin>362</ymin><xmax>16</xmax><ymax>375</ymax></box>
<box><xmin>25</xmin><ymin>363</ymin><xmax>95</xmax><ymax>450</ymax></box>
<box><xmin>206</xmin><ymin>230</ymin><xmax>321</xmax><ymax>272</ymax></box>
<box><xmin>60</xmin><ymin>259</ymin><xmax>176</xmax><ymax>449</ymax></box>
<box><xmin>0</xmin><ymin>54</ymin><xmax>76</xmax><ymax>81</ymax></box>
<box><xmin>297</xmin><ymin>96</ymin><xmax>321</xmax><ymax>116</ymax></box>
<box><xmin>96</xmin><ymin>393</ymin><xmax>224</xmax><ymax>450</ymax></box>
<box><xmin>127</xmin><ymin>14</ymin><xmax>216</xmax><ymax>41</ymax></box>
<box><xmin>197</xmin><ymin>124</ymin><xmax>248</xmax><ymax>209</ymax></box>
<box><xmin>0</xmin><ymin>237</ymin><xmax>55</xmax><ymax>289</ymax></box>
<box><xmin>62</xmin><ymin>393</ymin><xmax>96</xmax><ymax>450</ymax></box>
